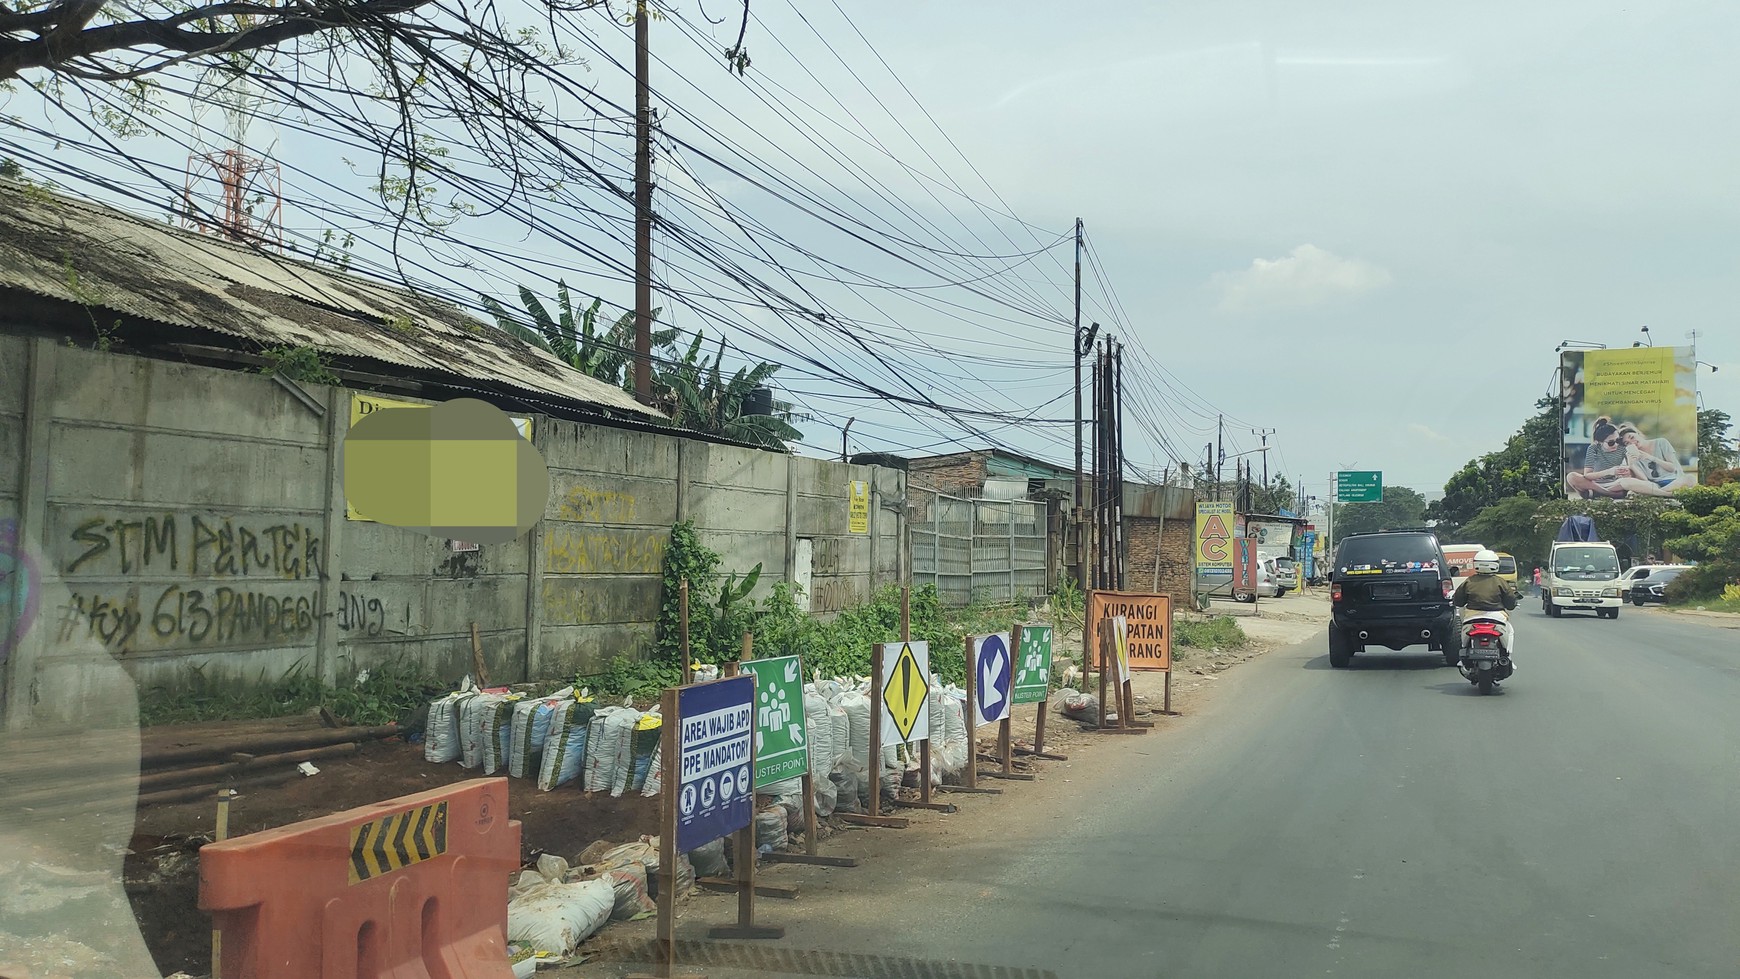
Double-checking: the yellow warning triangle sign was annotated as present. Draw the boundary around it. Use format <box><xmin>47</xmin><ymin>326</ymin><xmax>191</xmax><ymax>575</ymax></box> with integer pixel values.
<box><xmin>882</xmin><ymin>642</ymin><xmax>929</xmax><ymax>741</ymax></box>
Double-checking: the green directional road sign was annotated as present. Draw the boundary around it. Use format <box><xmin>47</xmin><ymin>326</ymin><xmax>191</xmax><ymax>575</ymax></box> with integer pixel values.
<box><xmin>1012</xmin><ymin>625</ymin><xmax>1054</xmax><ymax>705</ymax></box>
<box><xmin>740</xmin><ymin>655</ymin><xmax>809</xmax><ymax>788</ymax></box>
<box><xmin>1336</xmin><ymin>471</ymin><xmax>1384</xmax><ymax>503</ymax></box>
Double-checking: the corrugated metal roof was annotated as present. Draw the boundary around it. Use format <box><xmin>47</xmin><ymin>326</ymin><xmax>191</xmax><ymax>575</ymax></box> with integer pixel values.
<box><xmin>0</xmin><ymin>181</ymin><xmax>663</xmax><ymax>420</ymax></box>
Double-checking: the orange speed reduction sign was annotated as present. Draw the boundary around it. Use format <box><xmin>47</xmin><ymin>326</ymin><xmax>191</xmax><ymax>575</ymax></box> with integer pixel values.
<box><xmin>1087</xmin><ymin>591</ymin><xmax>1173</xmax><ymax>672</ymax></box>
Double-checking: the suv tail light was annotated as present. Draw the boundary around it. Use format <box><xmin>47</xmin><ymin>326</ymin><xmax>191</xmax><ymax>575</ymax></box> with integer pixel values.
<box><xmin>1442</xmin><ymin>579</ymin><xmax>1455</xmax><ymax>599</ymax></box>
<box><xmin>1331</xmin><ymin>583</ymin><xmax>1343</xmax><ymax>602</ymax></box>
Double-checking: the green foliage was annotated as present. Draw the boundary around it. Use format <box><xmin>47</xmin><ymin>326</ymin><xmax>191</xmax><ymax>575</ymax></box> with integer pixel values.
<box><xmin>1535</xmin><ymin>495</ymin><xmax>1679</xmax><ymax>561</ymax></box>
<box><xmin>1459</xmin><ymin>494</ymin><xmax>1554</xmax><ymax>568</ymax></box>
<box><xmin>480</xmin><ymin>280</ymin><xmax>672</xmax><ymax>387</ymax></box>
<box><xmin>1174</xmin><ymin>616</ymin><xmax>1248</xmax><ymax>650</ymax></box>
<box><xmin>1698</xmin><ymin>408</ymin><xmax>1736</xmax><ymax>473</ymax></box>
<box><xmin>1051</xmin><ymin>574</ymin><xmax>1085</xmax><ymax>631</ymax></box>
<box><xmin>1427</xmin><ymin>400</ymin><xmax>1562</xmax><ymax>537</ymax></box>
<box><xmin>1332</xmin><ymin>485</ymin><xmax>1429</xmax><ymax>543</ymax></box>
<box><xmin>662</xmin><ymin>334</ymin><xmax>802</xmax><ymax>450</ymax></box>
<box><xmin>259</xmin><ymin>344</ymin><xmax>341</xmax><ymax>385</ymax></box>
<box><xmin>1659</xmin><ymin>483</ymin><xmax>1740</xmax><ymax>572</ymax></box>
<box><xmin>139</xmin><ymin>658</ymin><xmax>440</xmax><ymax>728</ymax></box>
<box><xmin>1664</xmin><ymin>562</ymin><xmax>1740</xmax><ymax>606</ymax></box>
<box><xmin>655</xmin><ymin>520</ymin><xmax>724</xmax><ymax>664</ymax></box>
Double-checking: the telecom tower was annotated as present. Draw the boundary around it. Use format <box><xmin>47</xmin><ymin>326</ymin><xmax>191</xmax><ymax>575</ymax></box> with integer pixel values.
<box><xmin>181</xmin><ymin>47</ymin><xmax>282</xmax><ymax>250</ymax></box>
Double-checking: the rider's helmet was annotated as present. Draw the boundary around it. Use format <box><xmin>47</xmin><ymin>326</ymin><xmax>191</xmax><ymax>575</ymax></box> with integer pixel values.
<box><xmin>1474</xmin><ymin>549</ymin><xmax>1501</xmax><ymax>574</ymax></box>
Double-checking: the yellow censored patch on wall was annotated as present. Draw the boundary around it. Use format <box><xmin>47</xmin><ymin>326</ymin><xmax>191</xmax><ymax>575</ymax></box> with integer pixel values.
<box><xmin>342</xmin><ymin>398</ymin><xmax>549</xmax><ymax>544</ymax></box>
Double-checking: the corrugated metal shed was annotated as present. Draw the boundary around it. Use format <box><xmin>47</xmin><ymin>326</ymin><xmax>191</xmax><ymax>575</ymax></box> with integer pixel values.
<box><xmin>0</xmin><ymin>181</ymin><xmax>663</xmax><ymax>420</ymax></box>
<box><xmin>1122</xmin><ymin>483</ymin><xmax>1197</xmax><ymax>520</ymax></box>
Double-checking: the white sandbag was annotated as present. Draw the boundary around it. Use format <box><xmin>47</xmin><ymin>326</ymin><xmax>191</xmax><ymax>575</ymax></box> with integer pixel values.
<box><xmin>829</xmin><ymin>770</ymin><xmax>863</xmax><ymax>813</ymax></box>
<box><xmin>802</xmin><ymin>691</ymin><xmax>833</xmax><ymax>781</ymax></box>
<box><xmin>506</xmin><ymin>878</ymin><xmax>613</xmax><ymax>957</ymax></box>
<box><xmin>623</xmin><ymin>710</ymin><xmax>661</xmax><ymax>796</ymax></box>
<box><xmin>840</xmin><ymin>690</ymin><xmax>871</xmax><ymax>774</ymax></box>
<box><xmin>509</xmin><ymin>687</ymin><xmax>574</xmax><ymax>779</ymax></box>
<box><xmin>813</xmin><ymin>773</ymin><xmax>838</xmax><ymax>817</ymax></box>
<box><xmin>605</xmin><ymin>866</ymin><xmax>655</xmax><ymax>920</ymax></box>
<box><xmin>930</xmin><ymin>686</ymin><xmax>969</xmax><ymax>779</ymax></box>
<box><xmin>582</xmin><ymin>707</ymin><xmax>628</xmax><ymax>793</ymax></box>
<box><xmin>1059</xmin><ymin>689</ymin><xmax>1100</xmax><ymax>721</ymax></box>
<box><xmin>481</xmin><ymin>696</ymin><xmax>521</xmax><ymax>775</ymax></box>
<box><xmin>599</xmin><ymin>839</ymin><xmax>658</xmax><ymax>874</ymax></box>
<box><xmin>537</xmin><ymin>699</ymin><xmax>597</xmax><ymax>792</ymax></box>
<box><xmin>641</xmin><ymin>742</ymin><xmax>664</xmax><ymax>797</ymax></box>
<box><xmin>423</xmin><ymin>690</ymin><xmax>468</xmax><ymax>764</ymax></box>
<box><xmin>754</xmin><ymin>807</ymin><xmax>787</xmax><ymax>853</ymax></box>
<box><xmin>828</xmin><ymin>704</ymin><xmax>851</xmax><ymax>772</ymax></box>
<box><xmin>461</xmin><ymin>692</ymin><xmax>506</xmax><ymax>770</ymax></box>
<box><xmin>688</xmin><ymin>837</ymin><xmax>728</xmax><ymax>878</ymax></box>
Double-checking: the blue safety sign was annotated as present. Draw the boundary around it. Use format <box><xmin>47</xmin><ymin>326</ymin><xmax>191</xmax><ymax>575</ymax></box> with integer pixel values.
<box><xmin>675</xmin><ymin>675</ymin><xmax>755</xmax><ymax>854</ymax></box>
<box><xmin>972</xmin><ymin>632</ymin><xmax>1013</xmax><ymax>726</ymax></box>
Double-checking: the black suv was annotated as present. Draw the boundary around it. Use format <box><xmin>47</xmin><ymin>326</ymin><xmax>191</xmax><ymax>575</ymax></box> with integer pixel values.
<box><xmin>1328</xmin><ymin>531</ymin><xmax>1460</xmax><ymax>668</ymax></box>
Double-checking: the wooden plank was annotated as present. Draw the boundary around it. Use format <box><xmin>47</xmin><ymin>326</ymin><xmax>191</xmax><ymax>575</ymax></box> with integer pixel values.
<box><xmin>760</xmin><ymin>852</ymin><xmax>860</xmax><ymax>868</ymax></box>
<box><xmin>938</xmin><ymin>784</ymin><xmax>1001</xmax><ymax>795</ymax></box>
<box><xmin>837</xmin><ymin>813</ymin><xmax>909</xmax><ymax>828</ymax></box>
<box><xmin>697</xmin><ymin>877</ymin><xmax>799</xmax><ymax>901</ymax></box>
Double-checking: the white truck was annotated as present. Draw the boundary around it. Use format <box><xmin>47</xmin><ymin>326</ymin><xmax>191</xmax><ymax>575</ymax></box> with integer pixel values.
<box><xmin>1542</xmin><ymin>540</ymin><xmax>1624</xmax><ymax>619</ymax></box>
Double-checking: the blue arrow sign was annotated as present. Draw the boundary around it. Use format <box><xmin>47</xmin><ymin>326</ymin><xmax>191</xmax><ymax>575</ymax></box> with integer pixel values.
<box><xmin>974</xmin><ymin>633</ymin><xmax>1012</xmax><ymax>725</ymax></box>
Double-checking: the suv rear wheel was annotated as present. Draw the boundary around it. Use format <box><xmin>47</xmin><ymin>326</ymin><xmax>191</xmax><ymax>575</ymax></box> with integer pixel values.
<box><xmin>1328</xmin><ymin>624</ymin><xmax>1353</xmax><ymax>668</ymax></box>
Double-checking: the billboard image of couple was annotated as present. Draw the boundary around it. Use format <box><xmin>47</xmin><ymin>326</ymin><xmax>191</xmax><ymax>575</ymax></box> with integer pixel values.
<box><xmin>1561</xmin><ymin>346</ymin><xmax>1699</xmax><ymax>500</ymax></box>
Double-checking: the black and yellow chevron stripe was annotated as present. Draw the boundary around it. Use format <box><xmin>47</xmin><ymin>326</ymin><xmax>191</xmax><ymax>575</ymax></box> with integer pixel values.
<box><xmin>348</xmin><ymin>801</ymin><xmax>448</xmax><ymax>884</ymax></box>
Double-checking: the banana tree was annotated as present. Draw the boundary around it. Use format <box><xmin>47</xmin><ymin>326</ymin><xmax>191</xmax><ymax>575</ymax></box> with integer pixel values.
<box><xmin>481</xmin><ymin>281</ymin><xmax>673</xmax><ymax>387</ymax></box>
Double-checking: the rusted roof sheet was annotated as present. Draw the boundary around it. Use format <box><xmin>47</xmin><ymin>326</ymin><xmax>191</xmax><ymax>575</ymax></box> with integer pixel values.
<box><xmin>0</xmin><ymin>181</ymin><xmax>664</xmax><ymax>420</ymax></box>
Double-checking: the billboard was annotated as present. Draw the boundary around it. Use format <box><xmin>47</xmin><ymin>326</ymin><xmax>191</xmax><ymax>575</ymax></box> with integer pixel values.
<box><xmin>1195</xmin><ymin>501</ymin><xmax>1234</xmax><ymax>573</ymax></box>
<box><xmin>1246</xmin><ymin>519</ymin><xmax>1296</xmax><ymax>559</ymax></box>
<box><xmin>1560</xmin><ymin>347</ymin><xmax>1699</xmax><ymax>500</ymax></box>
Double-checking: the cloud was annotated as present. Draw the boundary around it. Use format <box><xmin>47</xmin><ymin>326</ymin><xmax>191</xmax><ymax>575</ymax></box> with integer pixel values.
<box><xmin>1211</xmin><ymin>245</ymin><xmax>1393</xmax><ymax>313</ymax></box>
<box><xmin>1409</xmin><ymin>423</ymin><xmax>1452</xmax><ymax>443</ymax></box>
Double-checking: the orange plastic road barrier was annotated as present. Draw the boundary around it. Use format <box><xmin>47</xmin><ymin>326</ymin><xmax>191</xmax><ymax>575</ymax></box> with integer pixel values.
<box><xmin>200</xmin><ymin>778</ymin><xmax>522</xmax><ymax>979</ymax></box>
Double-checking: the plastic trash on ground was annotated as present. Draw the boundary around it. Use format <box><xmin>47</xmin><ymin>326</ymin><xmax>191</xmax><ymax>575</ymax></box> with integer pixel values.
<box><xmin>1059</xmin><ymin>689</ymin><xmax>1101</xmax><ymax>721</ymax></box>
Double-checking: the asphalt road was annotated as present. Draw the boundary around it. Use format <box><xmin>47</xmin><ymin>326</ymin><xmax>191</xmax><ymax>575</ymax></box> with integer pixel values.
<box><xmin>671</xmin><ymin>605</ymin><xmax>1739</xmax><ymax>979</ymax></box>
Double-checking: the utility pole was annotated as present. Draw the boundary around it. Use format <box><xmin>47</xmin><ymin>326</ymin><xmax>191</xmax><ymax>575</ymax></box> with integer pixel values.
<box><xmin>633</xmin><ymin>1</ymin><xmax>654</xmax><ymax>405</ymax></box>
<box><xmin>1252</xmin><ymin>428</ymin><xmax>1275</xmax><ymax>489</ymax></box>
<box><xmin>1216</xmin><ymin>414</ymin><xmax>1225</xmax><ymax>503</ymax></box>
<box><xmin>1064</xmin><ymin>219</ymin><xmax>1078</xmax><ymax>591</ymax></box>
<box><xmin>840</xmin><ymin>417</ymin><xmax>855</xmax><ymax>463</ymax></box>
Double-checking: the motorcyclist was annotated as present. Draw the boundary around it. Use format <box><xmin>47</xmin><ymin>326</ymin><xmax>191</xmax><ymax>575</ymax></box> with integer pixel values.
<box><xmin>1453</xmin><ymin>549</ymin><xmax>1520</xmax><ymax>668</ymax></box>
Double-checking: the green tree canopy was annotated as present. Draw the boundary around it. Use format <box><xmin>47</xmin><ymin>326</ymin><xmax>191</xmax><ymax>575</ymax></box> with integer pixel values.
<box><xmin>1698</xmin><ymin>408</ymin><xmax>1736</xmax><ymax>472</ymax></box>
<box><xmin>1425</xmin><ymin>399</ymin><xmax>1561</xmax><ymax>538</ymax></box>
<box><xmin>1332</xmin><ymin>485</ymin><xmax>1428</xmax><ymax>543</ymax></box>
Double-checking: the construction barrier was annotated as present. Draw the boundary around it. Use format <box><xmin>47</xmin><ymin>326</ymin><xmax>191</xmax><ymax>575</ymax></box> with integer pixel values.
<box><xmin>200</xmin><ymin>778</ymin><xmax>521</xmax><ymax>979</ymax></box>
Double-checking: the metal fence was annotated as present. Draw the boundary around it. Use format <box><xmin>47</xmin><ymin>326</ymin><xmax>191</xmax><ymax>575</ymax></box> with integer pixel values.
<box><xmin>911</xmin><ymin>491</ymin><xmax>1049</xmax><ymax>606</ymax></box>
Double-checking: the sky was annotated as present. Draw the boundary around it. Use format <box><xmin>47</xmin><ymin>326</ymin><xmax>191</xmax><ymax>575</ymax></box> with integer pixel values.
<box><xmin>6</xmin><ymin>0</ymin><xmax>1737</xmax><ymax>506</ymax></box>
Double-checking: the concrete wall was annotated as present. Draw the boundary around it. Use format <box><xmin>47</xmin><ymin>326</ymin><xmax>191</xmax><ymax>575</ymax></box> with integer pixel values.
<box><xmin>0</xmin><ymin>338</ymin><xmax>902</xmax><ymax>725</ymax></box>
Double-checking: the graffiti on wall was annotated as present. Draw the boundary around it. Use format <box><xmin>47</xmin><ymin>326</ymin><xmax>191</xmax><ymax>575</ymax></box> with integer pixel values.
<box><xmin>62</xmin><ymin>513</ymin><xmax>324</xmax><ymax>580</ymax></box>
<box><xmin>1</xmin><ymin>519</ymin><xmax>41</xmax><ymax>664</ymax></box>
<box><xmin>557</xmin><ymin>486</ymin><xmax>640</xmax><ymax>524</ymax></box>
<box><xmin>544</xmin><ymin>525</ymin><xmax>666</xmax><ymax>575</ymax></box>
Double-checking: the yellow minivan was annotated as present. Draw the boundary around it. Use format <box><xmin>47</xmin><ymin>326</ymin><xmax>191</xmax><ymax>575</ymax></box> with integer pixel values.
<box><xmin>1495</xmin><ymin>552</ymin><xmax>1519</xmax><ymax>586</ymax></box>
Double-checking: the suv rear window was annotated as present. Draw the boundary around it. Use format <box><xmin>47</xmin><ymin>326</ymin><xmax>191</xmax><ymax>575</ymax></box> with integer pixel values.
<box><xmin>1335</xmin><ymin>534</ymin><xmax>1442</xmax><ymax>575</ymax></box>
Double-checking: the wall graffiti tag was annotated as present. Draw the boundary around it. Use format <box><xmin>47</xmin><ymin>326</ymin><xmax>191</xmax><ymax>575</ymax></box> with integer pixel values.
<box><xmin>1</xmin><ymin>519</ymin><xmax>42</xmax><ymax>664</ymax></box>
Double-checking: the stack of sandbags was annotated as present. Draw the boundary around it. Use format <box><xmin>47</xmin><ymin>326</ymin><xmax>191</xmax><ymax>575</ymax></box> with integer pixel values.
<box><xmin>481</xmin><ymin>695</ymin><xmax>522</xmax><ymax>775</ymax></box>
<box><xmin>423</xmin><ymin>680</ymin><xmax>480</xmax><ymax>764</ymax></box>
<box><xmin>582</xmin><ymin>706</ymin><xmax>639</xmax><ymax>794</ymax></box>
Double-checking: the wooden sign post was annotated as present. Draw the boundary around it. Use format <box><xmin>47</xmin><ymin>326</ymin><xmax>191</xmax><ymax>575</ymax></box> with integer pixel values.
<box><xmin>737</xmin><ymin>635</ymin><xmax>860</xmax><ymax>869</ymax></box>
<box><xmin>1009</xmin><ymin>623</ymin><xmax>1067</xmax><ymax>762</ymax></box>
<box><xmin>949</xmin><ymin>635</ymin><xmax>1002</xmax><ymax>794</ymax></box>
<box><xmin>838</xmin><ymin>644</ymin><xmax>908</xmax><ymax>829</ymax></box>
<box><xmin>639</xmin><ymin>674</ymin><xmax>777</xmax><ymax>978</ymax></box>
